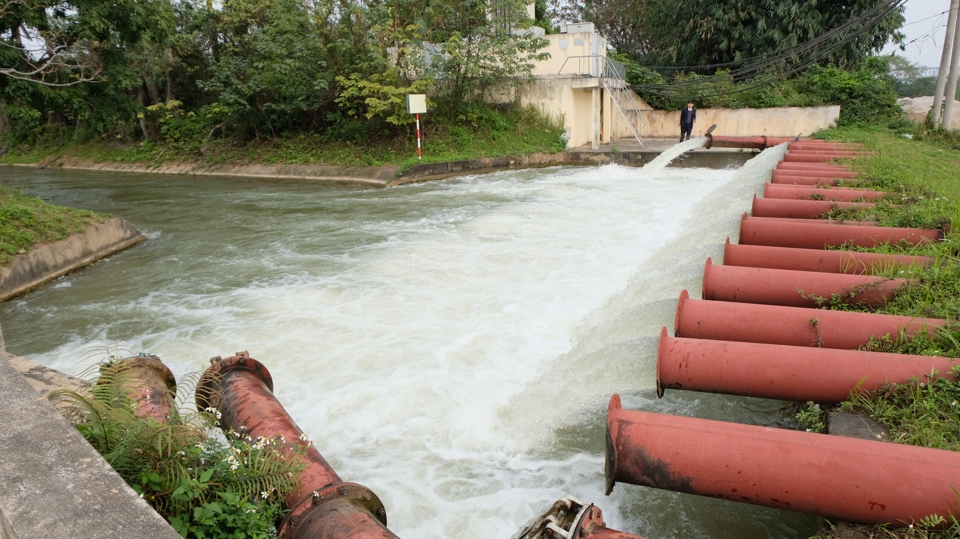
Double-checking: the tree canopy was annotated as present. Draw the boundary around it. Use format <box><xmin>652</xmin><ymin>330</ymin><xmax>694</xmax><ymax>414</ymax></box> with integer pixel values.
<box><xmin>557</xmin><ymin>0</ymin><xmax>905</xmax><ymax>70</ymax></box>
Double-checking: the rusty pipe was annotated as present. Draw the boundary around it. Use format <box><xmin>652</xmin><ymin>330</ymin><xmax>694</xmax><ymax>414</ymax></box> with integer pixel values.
<box><xmin>783</xmin><ymin>154</ymin><xmax>858</xmax><ymax>163</ymax></box>
<box><xmin>787</xmin><ymin>150</ymin><xmax>873</xmax><ymax>157</ymax></box>
<box><xmin>99</xmin><ymin>354</ymin><xmax>177</xmax><ymax>422</ymax></box>
<box><xmin>655</xmin><ymin>327</ymin><xmax>957</xmax><ymax>402</ymax></box>
<box><xmin>515</xmin><ymin>496</ymin><xmax>646</xmax><ymax>539</ymax></box>
<box><xmin>751</xmin><ymin>197</ymin><xmax>874</xmax><ymax>219</ymax></box>
<box><xmin>777</xmin><ymin>162</ymin><xmax>853</xmax><ymax>169</ymax></box>
<box><xmin>605</xmin><ymin>395</ymin><xmax>960</xmax><ymax>525</ymax></box>
<box><xmin>770</xmin><ymin>175</ymin><xmax>861</xmax><ymax>187</ymax></box>
<box><xmin>772</xmin><ymin>170</ymin><xmax>860</xmax><ymax>181</ymax></box>
<box><xmin>739</xmin><ymin>215</ymin><xmax>943</xmax><ymax>249</ymax></box>
<box><xmin>722</xmin><ymin>239</ymin><xmax>935</xmax><ymax>274</ymax></box>
<box><xmin>674</xmin><ymin>289</ymin><xmax>945</xmax><ymax>349</ymax></box>
<box><xmin>702</xmin><ymin>258</ymin><xmax>908</xmax><ymax>308</ymax></box>
<box><xmin>763</xmin><ymin>184</ymin><xmax>887</xmax><ymax>202</ymax></box>
<box><xmin>747</xmin><ymin>216</ymin><xmax>878</xmax><ymax>227</ymax></box>
<box><xmin>195</xmin><ymin>353</ymin><xmax>399</xmax><ymax>539</ymax></box>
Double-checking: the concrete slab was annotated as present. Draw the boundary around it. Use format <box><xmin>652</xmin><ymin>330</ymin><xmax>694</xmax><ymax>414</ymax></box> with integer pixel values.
<box><xmin>0</xmin><ymin>352</ymin><xmax>180</xmax><ymax>539</ymax></box>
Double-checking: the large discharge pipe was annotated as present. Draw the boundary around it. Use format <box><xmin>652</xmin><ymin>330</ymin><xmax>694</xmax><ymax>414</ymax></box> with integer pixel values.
<box><xmin>196</xmin><ymin>352</ymin><xmax>401</xmax><ymax>539</ymax></box>
<box><xmin>751</xmin><ymin>197</ymin><xmax>874</xmax><ymax>219</ymax></box>
<box><xmin>99</xmin><ymin>354</ymin><xmax>178</xmax><ymax>422</ymax></box>
<box><xmin>763</xmin><ymin>184</ymin><xmax>887</xmax><ymax>202</ymax></box>
<box><xmin>701</xmin><ymin>258</ymin><xmax>908</xmax><ymax>308</ymax></box>
<box><xmin>655</xmin><ymin>328</ymin><xmax>958</xmax><ymax>403</ymax></box>
<box><xmin>674</xmin><ymin>290</ymin><xmax>945</xmax><ymax>349</ymax></box>
<box><xmin>722</xmin><ymin>239</ymin><xmax>935</xmax><ymax>274</ymax></box>
<box><xmin>739</xmin><ymin>215</ymin><xmax>943</xmax><ymax>249</ymax></box>
<box><xmin>605</xmin><ymin>395</ymin><xmax>960</xmax><ymax>526</ymax></box>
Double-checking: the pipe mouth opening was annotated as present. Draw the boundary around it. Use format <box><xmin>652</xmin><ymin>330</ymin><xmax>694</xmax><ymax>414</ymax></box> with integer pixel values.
<box><xmin>604</xmin><ymin>396</ymin><xmax>621</xmax><ymax>496</ymax></box>
<box><xmin>195</xmin><ymin>354</ymin><xmax>274</xmax><ymax>411</ymax></box>
<box><xmin>674</xmin><ymin>290</ymin><xmax>689</xmax><ymax>338</ymax></box>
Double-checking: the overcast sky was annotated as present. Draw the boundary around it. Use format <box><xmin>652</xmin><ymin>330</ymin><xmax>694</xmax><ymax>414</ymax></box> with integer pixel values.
<box><xmin>881</xmin><ymin>0</ymin><xmax>953</xmax><ymax>67</ymax></box>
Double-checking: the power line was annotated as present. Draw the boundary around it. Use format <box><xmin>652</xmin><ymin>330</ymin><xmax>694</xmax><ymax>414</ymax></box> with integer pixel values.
<box><xmin>628</xmin><ymin>0</ymin><xmax>908</xmax><ymax>99</ymax></box>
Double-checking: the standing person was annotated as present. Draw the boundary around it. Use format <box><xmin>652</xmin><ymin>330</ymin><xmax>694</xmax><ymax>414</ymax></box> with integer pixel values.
<box><xmin>679</xmin><ymin>102</ymin><xmax>696</xmax><ymax>142</ymax></box>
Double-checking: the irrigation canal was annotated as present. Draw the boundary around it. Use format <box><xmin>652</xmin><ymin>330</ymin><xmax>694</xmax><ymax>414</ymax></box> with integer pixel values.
<box><xmin>0</xmin><ymin>142</ymin><xmax>821</xmax><ymax>539</ymax></box>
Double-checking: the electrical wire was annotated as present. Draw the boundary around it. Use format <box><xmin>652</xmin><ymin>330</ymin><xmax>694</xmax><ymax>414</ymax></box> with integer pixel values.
<box><xmin>628</xmin><ymin>0</ymin><xmax>908</xmax><ymax>99</ymax></box>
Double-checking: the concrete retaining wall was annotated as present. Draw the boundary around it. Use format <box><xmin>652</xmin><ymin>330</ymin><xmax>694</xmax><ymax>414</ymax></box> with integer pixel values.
<box><xmin>639</xmin><ymin>106</ymin><xmax>841</xmax><ymax>139</ymax></box>
<box><xmin>0</xmin><ymin>351</ymin><xmax>181</xmax><ymax>539</ymax></box>
<box><xmin>0</xmin><ymin>218</ymin><xmax>145</xmax><ymax>302</ymax></box>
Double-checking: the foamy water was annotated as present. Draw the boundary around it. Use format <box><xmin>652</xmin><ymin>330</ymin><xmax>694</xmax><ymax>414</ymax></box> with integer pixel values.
<box><xmin>0</xmin><ymin>144</ymin><xmax>815</xmax><ymax>539</ymax></box>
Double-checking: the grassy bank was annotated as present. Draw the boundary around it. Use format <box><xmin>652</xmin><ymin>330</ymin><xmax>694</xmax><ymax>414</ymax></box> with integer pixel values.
<box><xmin>0</xmin><ymin>105</ymin><xmax>567</xmax><ymax>172</ymax></box>
<box><xmin>794</xmin><ymin>125</ymin><xmax>960</xmax><ymax>538</ymax></box>
<box><xmin>0</xmin><ymin>187</ymin><xmax>110</xmax><ymax>266</ymax></box>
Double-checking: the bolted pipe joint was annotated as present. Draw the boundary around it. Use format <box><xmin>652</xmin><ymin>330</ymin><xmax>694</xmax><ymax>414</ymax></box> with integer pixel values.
<box><xmin>100</xmin><ymin>353</ymin><xmax>177</xmax><ymax>422</ymax></box>
<box><xmin>196</xmin><ymin>352</ymin><xmax>400</xmax><ymax>539</ymax></box>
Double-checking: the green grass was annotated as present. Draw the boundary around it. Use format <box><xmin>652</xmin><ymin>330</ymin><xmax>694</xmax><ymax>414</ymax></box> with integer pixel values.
<box><xmin>0</xmin><ymin>105</ymin><xmax>568</xmax><ymax>172</ymax></box>
<box><xmin>0</xmin><ymin>187</ymin><xmax>110</xmax><ymax>266</ymax></box>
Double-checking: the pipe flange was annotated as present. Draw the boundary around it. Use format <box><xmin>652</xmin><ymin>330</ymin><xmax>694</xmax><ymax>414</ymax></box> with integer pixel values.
<box><xmin>101</xmin><ymin>354</ymin><xmax>177</xmax><ymax>397</ymax></box>
<box><xmin>195</xmin><ymin>353</ymin><xmax>274</xmax><ymax>410</ymax></box>
<box><xmin>278</xmin><ymin>481</ymin><xmax>387</xmax><ymax>536</ymax></box>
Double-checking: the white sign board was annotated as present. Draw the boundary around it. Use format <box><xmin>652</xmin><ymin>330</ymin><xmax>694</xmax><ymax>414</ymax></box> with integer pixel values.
<box><xmin>406</xmin><ymin>94</ymin><xmax>427</xmax><ymax>114</ymax></box>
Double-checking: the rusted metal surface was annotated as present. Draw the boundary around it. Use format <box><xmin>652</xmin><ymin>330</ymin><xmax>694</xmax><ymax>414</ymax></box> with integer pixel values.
<box><xmin>674</xmin><ymin>289</ymin><xmax>945</xmax><ymax>349</ymax></box>
<box><xmin>772</xmin><ymin>169</ymin><xmax>860</xmax><ymax>181</ymax></box>
<box><xmin>749</xmin><ymin>215</ymin><xmax>878</xmax><ymax>227</ymax></box>
<box><xmin>722</xmin><ymin>239</ymin><xmax>935</xmax><ymax>274</ymax></box>
<box><xmin>763</xmin><ymin>184</ymin><xmax>887</xmax><ymax>202</ymax></box>
<box><xmin>655</xmin><ymin>327</ymin><xmax>957</xmax><ymax>402</ymax></box>
<box><xmin>702</xmin><ymin>257</ymin><xmax>907</xmax><ymax>308</ymax></box>
<box><xmin>100</xmin><ymin>354</ymin><xmax>177</xmax><ymax>422</ymax></box>
<box><xmin>783</xmin><ymin>154</ymin><xmax>856</xmax><ymax>163</ymax></box>
<box><xmin>786</xmin><ymin>150</ymin><xmax>873</xmax><ymax>157</ymax></box>
<box><xmin>770</xmin><ymin>175</ymin><xmax>849</xmax><ymax>187</ymax></box>
<box><xmin>751</xmin><ymin>197</ymin><xmax>873</xmax><ymax>219</ymax></box>
<box><xmin>739</xmin><ymin>215</ymin><xmax>943</xmax><ymax>249</ymax></box>
<box><xmin>512</xmin><ymin>496</ymin><xmax>646</xmax><ymax>539</ymax></box>
<box><xmin>196</xmin><ymin>353</ymin><xmax>399</xmax><ymax>539</ymax></box>
<box><xmin>605</xmin><ymin>394</ymin><xmax>960</xmax><ymax>525</ymax></box>
<box><xmin>776</xmin><ymin>162</ymin><xmax>852</xmax><ymax>170</ymax></box>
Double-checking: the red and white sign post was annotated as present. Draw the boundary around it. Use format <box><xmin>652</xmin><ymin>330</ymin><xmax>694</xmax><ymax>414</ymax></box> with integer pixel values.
<box><xmin>406</xmin><ymin>94</ymin><xmax>427</xmax><ymax>160</ymax></box>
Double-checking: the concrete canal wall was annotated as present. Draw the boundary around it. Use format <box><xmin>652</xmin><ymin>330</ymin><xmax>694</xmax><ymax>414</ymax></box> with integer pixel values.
<box><xmin>0</xmin><ymin>217</ymin><xmax>145</xmax><ymax>303</ymax></box>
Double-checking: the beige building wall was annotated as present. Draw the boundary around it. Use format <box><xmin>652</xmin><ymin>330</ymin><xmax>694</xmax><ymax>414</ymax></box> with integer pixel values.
<box><xmin>637</xmin><ymin>106</ymin><xmax>841</xmax><ymax>139</ymax></box>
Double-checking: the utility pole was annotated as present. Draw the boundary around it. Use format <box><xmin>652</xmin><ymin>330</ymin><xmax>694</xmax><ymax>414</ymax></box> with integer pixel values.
<box><xmin>944</xmin><ymin>0</ymin><xmax>960</xmax><ymax>129</ymax></box>
<box><xmin>933</xmin><ymin>0</ymin><xmax>960</xmax><ymax>125</ymax></box>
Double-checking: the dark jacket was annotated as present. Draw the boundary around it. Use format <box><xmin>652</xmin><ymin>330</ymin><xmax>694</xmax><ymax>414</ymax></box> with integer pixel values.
<box><xmin>680</xmin><ymin>107</ymin><xmax>696</xmax><ymax>125</ymax></box>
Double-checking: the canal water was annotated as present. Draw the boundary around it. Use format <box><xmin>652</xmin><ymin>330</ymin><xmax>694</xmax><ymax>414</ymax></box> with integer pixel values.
<box><xmin>0</xmin><ymin>143</ymin><xmax>819</xmax><ymax>539</ymax></box>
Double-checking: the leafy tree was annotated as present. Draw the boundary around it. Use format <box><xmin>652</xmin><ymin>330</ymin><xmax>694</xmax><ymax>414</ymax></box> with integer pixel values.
<box><xmin>198</xmin><ymin>0</ymin><xmax>330</xmax><ymax>138</ymax></box>
<box><xmin>559</xmin><ymin>0</ymin><xmax>904</xmax><ymax>70</ymax></box>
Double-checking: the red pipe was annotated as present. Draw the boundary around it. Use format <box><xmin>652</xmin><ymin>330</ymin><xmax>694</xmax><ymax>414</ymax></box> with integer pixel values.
<box><xmin>748</xmin><ymin>216</ymin><xmax>878</xmax><ymax>227</ymax></box>
<box><xmin>751</xmin><ymin>197</ymin><xmax>873</xmax><ymax>219</ymax></box>
<box><xmin>702</xmin><ymin>258</ymin><xmax>908</xmax><ymax>308</ymax></box>
<box><xmin>674</xmin><ymin>289</ymin><xmax>945</xmax><ymax>349</ymax></box>
<box><xmin>763</xmin><ymin>184</ymin><xmax>887</xmax><ymax>202</ymax></box>
<box><xmin>722</xmin><ymin>239</ymin><xmax>935</xmax><ymax>274</ymax></box>
<box><xmin>196</xmin><ymin>353</ymin><xmax>400</xmax><ymax>539</ymax></box>
<box><xmin>770</xmin><ymin>176</ymin><xmax>855</xmax><ymax>187</ymax></box>
<box><xmin>739</xmin><ymin>215</ymin><xmax>943</xmax><ymax>249</ymax></box>
<box><xmin>787</xmin><ymin>150</ymin><xmax>873</xmax><ymax>157</ymax></box>
<box><xmin>605</xmin><ymin>395</ymin><xmax>960</xmax><ymax>525</ymax></box>
<box><xmin>100</xmin><ymin>354</ymin><xmax>177</xmax><ymax>422</ymax></box>
<box><xmin>772</xmin><ymin>170</ymin><xmax>860</xmax><ymax>180</ymax></box>
<box><xmin>777</xmin><ymin>162</ymin><xmax>852</xmax><ymax>170</ymax></box>
<box><xmin>655</xmin><ymin>327</ymin><xmax>958</xmax><ymax>402</ymax></box>
<box><xmin>784</xmin><ymin>154</ymin><xmax>857</xmax><ymax>163</ymax></box>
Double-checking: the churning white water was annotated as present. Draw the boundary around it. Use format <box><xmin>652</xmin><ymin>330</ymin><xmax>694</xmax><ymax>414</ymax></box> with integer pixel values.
<box><xmin>0</xmin><ymin>143</ymin><xmax>816</xmax><ymax>539</ymax></box>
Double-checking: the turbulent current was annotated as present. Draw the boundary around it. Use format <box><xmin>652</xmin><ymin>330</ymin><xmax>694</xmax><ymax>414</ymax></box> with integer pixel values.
<box><xmin>0</xmin><ymin>142</ymin><xmax>819</xmax><ymax>539</ymax></box>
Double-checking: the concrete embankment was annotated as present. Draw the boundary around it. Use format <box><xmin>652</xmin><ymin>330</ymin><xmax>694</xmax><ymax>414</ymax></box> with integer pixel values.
<box><xmin>0</xmin><ymin>347</ymin><xmax>181</xmax><ymax>539</ymax></box>
<box><xmin>0</xmin><ymin>217</ymin><xmax>145</xmax><ymax>302</ymax></box>
<box><xmin>9</xmin><ymin>145</ymin><xmax>754</xmax><ymax>188</ymax></box>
